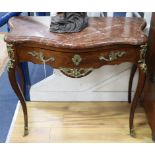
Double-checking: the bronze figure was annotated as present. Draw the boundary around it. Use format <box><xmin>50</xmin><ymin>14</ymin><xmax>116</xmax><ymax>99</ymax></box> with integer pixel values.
<box><xmin>50</xmin><ymin>12</ymin><xmax>88</xmax><ymax>33</ymax></box>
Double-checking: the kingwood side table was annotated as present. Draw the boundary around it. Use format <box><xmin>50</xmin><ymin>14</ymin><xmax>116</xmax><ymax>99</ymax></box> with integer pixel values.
<box><xmin>5</xmin><ymin>16</ymin><xmax>147</xmax><ymax>137</ymax></box>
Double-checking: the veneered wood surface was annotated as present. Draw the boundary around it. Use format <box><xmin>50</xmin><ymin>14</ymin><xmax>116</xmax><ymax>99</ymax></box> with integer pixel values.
<box><xmin>16</xmin><ymin>45</ymin><xmax>140</xmax><ymax>68</ymax></box>
<box><xmin>5</xmin><ymin>17</ymin><xmax>147</xmax><ymax>50</ymax></box>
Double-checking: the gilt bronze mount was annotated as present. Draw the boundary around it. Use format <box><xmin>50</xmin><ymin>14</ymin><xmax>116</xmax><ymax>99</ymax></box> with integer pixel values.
<box><xmin>138</xmin><ymin>44</ymin><xmax>147</xmax><ymax>73</ymax></box>
<box><xmin>28</xmin><ymin>51</ymin><xmax>55</xmax><ymax>63</ymax></box>
<box><xmin>7</xmin><ymin>44</ymin><xmax>15</xmax><ymax>71</ymax></box>
<box><xmin>99</xmin><ymin>51</ymin><xmax>126</xmax><ymax>62</ymax></box>
<box><xmin>72</xmin><ymin>54</ymin><xmax>82</xmax><ymax>66</ymax></box>
<box><xmin>60</xmin><ymin>67</ymin><xmax>93</xmax><ymax>78</ymax></box>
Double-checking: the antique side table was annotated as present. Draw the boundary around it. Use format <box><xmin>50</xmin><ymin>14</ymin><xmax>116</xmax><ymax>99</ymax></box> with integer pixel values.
<box><xmin>5</xmin><ymin>16</ymin><xmax>147</xmax><ymax>137</ymax></box>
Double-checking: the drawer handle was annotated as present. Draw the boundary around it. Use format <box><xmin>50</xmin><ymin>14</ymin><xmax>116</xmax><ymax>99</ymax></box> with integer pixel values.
<box><xmin>99</xmin><ymin>51</ymin><xmax>126</xmax><ymax>62</ymax></box>
<box><xmin>28</xmin><ymin>51</ymin><xmax>55</xmax><ymax>63</ymax></box>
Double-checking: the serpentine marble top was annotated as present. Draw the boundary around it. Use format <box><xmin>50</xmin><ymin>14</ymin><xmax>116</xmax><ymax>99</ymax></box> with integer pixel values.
<box><xmin>5</xmin><ymin>16</ymin><xmax>147</xmax><ymax>50</ymax></box>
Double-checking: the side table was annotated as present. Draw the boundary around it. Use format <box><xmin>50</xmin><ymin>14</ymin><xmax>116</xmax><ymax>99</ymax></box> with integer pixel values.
<box><xmin>4</xmin><ymin>16</ymin><xmax>147</xmax><ymax>137</ymax></box>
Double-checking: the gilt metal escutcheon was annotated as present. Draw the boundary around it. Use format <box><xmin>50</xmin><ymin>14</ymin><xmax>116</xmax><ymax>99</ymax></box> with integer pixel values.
<box><xmin>72</xmin><ymin>54</ymin><xmax>82</xmax><ymax>66</ymax></box>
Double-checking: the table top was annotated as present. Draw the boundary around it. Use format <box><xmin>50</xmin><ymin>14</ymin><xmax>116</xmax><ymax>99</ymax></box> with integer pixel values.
<box><xmin>5</xmin><ymin>16</ymin><xmax>147</xmax><ymax>50</ymax></box>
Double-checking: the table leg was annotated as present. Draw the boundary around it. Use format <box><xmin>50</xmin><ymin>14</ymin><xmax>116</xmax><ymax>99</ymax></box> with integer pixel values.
<box><xmin>152</xmin><ymin>133</ymin><xmax>155</xmax><ymax>142</ymax></box>
<box><xmin>142</xmin><ymin>77</ymin><xmax>155</xmax><ymax>142</ymax></box>
<box><xmin>129</xmin><ymin>65</ymin><xmax>146</xmax><ymax>137</ymax></box>
<box><xmin>16</xmin><ymin>64</ymin><xmax>25</xmax><ymax>95</ymax></box>
<box><xmin>128</xmin><ymin>64</ymin><xmax>137</xmax><ymax>103</ymax></box>
<box><xmin>20</xmin><ymin>62</ymin><xmax>31</xmax><ymax>101</ymax></box>
<box><xmin>145</xmin><ymin>102</ymin><xmax>155</xmax><ymax>142</ymax></box>
<box><xmin>8</xmin><ymin>63</ymin><xmax>28</xmax><ymax>136</ymax></box>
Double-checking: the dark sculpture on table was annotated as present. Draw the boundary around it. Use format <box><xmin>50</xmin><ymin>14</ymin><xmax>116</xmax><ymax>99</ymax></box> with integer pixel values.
<box><xmin>50</xmin><ymin>12</ymin><xmax>88</xmax><ymax>33</ymax></box>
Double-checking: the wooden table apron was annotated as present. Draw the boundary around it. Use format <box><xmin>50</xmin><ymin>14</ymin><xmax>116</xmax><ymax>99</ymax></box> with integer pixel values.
<box><xmin>5</xmin><ymin>16</ymin><xmax>147</xmax><ymax>137</ymax></box>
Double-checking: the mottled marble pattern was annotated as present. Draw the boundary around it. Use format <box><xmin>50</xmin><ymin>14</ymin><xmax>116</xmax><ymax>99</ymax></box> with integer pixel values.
<box><xmin>5</xmin><ymin>17</ymin><xmax>147</xmax><ymax>49</ymax></box>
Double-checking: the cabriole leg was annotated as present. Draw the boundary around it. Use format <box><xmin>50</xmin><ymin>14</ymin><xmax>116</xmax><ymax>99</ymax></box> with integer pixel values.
<box><xmin>7</xmin><ymin>44</ymin><xmax>28</xmax><ymax>136</ymax></box>
<box><xmin>129</xmin><ymin>65</ymin><xmax>146</xmax><ymax>137</ymax></box>
<box><xmin>128</xmin><ymin>64</ymin><xmax>137</xmax><ymax>103</ymax></box>
<box><xmin>8</xmin><ymin>65</ymin><xmax>29</xmax><ymax>136</ymax></box>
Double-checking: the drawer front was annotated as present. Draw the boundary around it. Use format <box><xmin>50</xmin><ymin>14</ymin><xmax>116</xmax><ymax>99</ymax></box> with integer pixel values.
<box><xmin>17</xmin><ymin>46</ymin><xmax>139</xmax><ymax>69</ymax></box>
